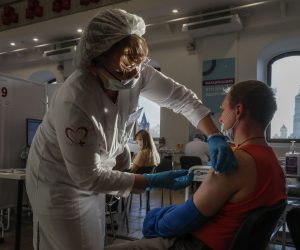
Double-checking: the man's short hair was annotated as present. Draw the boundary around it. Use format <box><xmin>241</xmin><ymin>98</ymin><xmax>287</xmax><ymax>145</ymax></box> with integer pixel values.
<box><xmin>226</xmin><ymin>80</ymin><xmax>277</xmax><ymax>129</ymax></box>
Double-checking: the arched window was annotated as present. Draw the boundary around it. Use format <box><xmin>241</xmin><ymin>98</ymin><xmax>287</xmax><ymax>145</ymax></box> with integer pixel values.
<box><xmin>135</xmin><ymin>60</ymin><xmax>161</xmax><ymax>139</ymax></box>
<box><xmin>267</xmin><ymin>52</ymin><xmax>300</xmax><ymax>142</ymax></box>
<box><xmin>137</xmin><ymin>96</ymin><xmax>160</xmax><ymax>138</ymax></box>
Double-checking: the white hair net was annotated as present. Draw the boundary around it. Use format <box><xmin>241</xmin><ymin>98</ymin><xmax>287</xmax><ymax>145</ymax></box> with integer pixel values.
<box><xmin>73</xmin><ymin>9</ymin><xmax>146</xmax><ymax>69</ymax></box>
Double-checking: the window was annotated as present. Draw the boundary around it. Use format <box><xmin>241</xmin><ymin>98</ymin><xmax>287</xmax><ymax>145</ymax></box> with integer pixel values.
<box><xmin>267</xmin><ymin>52</ymin><xmax>300</xmax><ymax>142</ymax></box>
<box><xmin>136</xmin><ymin>96</ymin><xmax>160</xmax><ymax>138</ymax></box>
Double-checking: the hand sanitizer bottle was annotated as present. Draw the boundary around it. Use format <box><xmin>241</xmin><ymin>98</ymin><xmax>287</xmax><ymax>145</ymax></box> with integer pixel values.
<box><xmin>285</xmin><ymin>141</ymin><xmax>300</xmax><ymax>176</ymax></box>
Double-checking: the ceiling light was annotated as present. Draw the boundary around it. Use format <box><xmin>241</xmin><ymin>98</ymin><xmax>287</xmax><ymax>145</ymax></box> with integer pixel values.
<box><xmin>172</xmin><ymin>9</ymin><xmax>178</xmax><ymax>14</ymax></box>
<box><xmin>10</xmin><ymin>42</ymin><xmax>15</xmax><ymax>46</ymax></box>
<box><xmin>35</xmin><ymin>43</ymin><xmax>50</xmax><ymax>48</ymax></box>
<box><xmin>33</xmin><ymin>38</ymin><xmax>39</xmax><ymax>42</ymax></box>
<box><xmin>77</xmin><ymin>28</ymin><xmax>83</xmax><ymax>33</ymax></box>
<box><xmin>13</xmin><ymin>48</ymin><xmax>26</xmax><ymax>52</ymax></box>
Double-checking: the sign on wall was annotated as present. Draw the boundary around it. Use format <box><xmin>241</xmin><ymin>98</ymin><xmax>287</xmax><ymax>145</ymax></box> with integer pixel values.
<box><xmin>202</xmin><ymin>58</ymin><xmax>235</xmax><ymax>127</ymax></box>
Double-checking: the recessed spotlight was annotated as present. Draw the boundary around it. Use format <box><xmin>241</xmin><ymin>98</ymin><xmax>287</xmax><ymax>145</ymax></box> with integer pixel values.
<box><xmin>77</xmin><ymin>28</ymin><xmax>83</xmax><ymax>33</ymax></box>
<box><xmin>33</xmin><ymin>38</ymin><xmax>39</xmax><ymax>42</ymax></box>
<box><xmin>10</xmin><ymin>42</ymin><xmax>16</xmax><ymax>46</ymax></box>
<box><xmin>172</xmin><ymin>9</ymin><xmax>178</xmax><ymax>14</ymax></box>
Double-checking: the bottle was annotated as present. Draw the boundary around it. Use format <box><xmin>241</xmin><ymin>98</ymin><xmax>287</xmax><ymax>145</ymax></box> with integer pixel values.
<box><xmin>285</xmin><ymin>141</ymin><xmax>300</xmax><ymax>176</ymax></box>
<box><xmin>20</xmin><ymin>146</ymin><xmax>29</xmax><ymax>168</ymax></box>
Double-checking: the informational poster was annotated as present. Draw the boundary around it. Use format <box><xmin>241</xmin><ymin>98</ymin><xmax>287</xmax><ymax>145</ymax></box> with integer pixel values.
<box><xmin>202</xmin><ymin>58</ymin><xmax>235</xmax><ymax>127</ymax></box>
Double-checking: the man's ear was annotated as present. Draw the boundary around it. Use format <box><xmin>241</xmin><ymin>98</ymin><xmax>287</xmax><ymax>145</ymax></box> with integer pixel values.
<box><xmin>235</xmin><ymin>103</ymin><xmax>244</xmax><ymax>118</ymax></box>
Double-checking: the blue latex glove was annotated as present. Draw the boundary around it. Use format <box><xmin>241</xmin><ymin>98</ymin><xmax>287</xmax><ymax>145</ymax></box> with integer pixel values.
<box><xmin>144</xmin><ymin>170</ymin><xmax>193</xmax><ymax>190</ymax></box>
<box><xmin>207</xmin><ymin>134</ymin><xmax>238</xmax><ymax>174</ymax></box>
<box><xmin>143</xmin><ymin>197</ymin><xmax>208</xmax><ymax>238</ymax></box>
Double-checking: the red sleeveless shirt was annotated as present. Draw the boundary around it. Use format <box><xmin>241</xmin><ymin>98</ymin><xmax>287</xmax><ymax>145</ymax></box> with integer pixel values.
<box><xmin>192</xmin><ymin>144</ymin><xmax>287</xmax><ymax>250</ymax></box>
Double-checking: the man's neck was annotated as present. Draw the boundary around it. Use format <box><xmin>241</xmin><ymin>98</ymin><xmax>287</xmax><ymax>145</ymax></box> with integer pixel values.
<box><xmin>234</xmin><ymin>123</ymin><xmax>265</xmax><ymax>147</ymax></box>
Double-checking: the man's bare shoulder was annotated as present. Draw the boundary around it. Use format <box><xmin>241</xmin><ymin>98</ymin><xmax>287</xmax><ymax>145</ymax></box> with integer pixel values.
<box><xmin>193</xmin><ymin>148</ymin><xmax>257</xmax><ymax>216</ymax></box>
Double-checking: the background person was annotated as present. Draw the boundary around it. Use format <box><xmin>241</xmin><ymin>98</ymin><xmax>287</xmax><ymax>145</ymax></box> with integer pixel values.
<box><xmin>106</xmin><ymin>80</ymin><xmax>287</xmax><ymax>250</ymax></box>
<box><xmin>26</xmin><ymin>9</ymin><xmax>236</xmax><ymax>250</ymax></box>
<box><xmin>184</xmin><ymin>133</ymin><xmax>210</xmax><ymax>165</ymax></box>
<box><xmin>130</xmin><ymin>129</ymin><xmax>160</xmax><ymax>173</ymax></box>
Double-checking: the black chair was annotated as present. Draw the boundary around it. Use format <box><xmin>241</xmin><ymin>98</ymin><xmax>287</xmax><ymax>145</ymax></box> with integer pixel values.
<box><xmin>229</xmin><ymin>199</ymin><xmax>287</xmax><ymax>250</ymax></box>
<box><xmin>286</xmin><ymin>207</ymin><xmax>300</xmax><ymax>249</ymax></box>
<box><xmin>180</xmin><ymin>156</ymin><xmax>203</xmax><ymax>192</ymax></box>
<box><xmin>155</xmin><ymin>158</ymin><xmax>173</xmax><ymax>207</ymax></box>
<box><xmin>129</xmin><ymin>166</ymin><xmax>156</xmax><ymax>212</ymax></box>
<box><xmin>105</xmin><ymin>195</ymin><xmax>121</xmax><ymax>241</ymax></box>
<box><xmin>180</xmin><ymin>156</ymin><xmax>202</xmax><ymax>170</ymax></box>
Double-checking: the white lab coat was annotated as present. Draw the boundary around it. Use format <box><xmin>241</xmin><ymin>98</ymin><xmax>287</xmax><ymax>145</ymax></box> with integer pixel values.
<box><xmin>26</xmin><ymin>65</ymin><xmax>210</xmax><ymax>250</ymax></box>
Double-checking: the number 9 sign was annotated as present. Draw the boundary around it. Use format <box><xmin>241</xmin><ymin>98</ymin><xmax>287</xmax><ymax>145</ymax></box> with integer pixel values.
<box><xmin>1</xmin><ymin>87</ymin><xmax>7</xmax><ymax>97</ymax></box>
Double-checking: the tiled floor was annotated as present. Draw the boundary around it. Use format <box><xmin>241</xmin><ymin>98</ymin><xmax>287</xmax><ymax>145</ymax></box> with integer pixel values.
<box><xmin>110</xmin><ymin>188</ymin><xmax>182</xmax><ymax>240</ymax></box>
<box><xmin>0</xmin><ymin>188</ymin><xmax>181</xmax><ymax>250</ymax></box>
<box><xmin>0</xmin><ymin>188</ymin><xmax>297</xmax><ymax>250</ymax></box>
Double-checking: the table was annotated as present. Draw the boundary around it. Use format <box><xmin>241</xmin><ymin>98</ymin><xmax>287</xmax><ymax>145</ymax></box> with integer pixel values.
<box><xmin>159</xmin><ymin>148</ymin><xmax>184</xmax><ymax>158</ymax></box>
<box><xmin>159</xmin><ymin>148</ymin><xmax>184</xmax><ymax>167</ymax></box>
<box><xmin>0</xmin><ymin>169</ymin><xmax>26</xmax><ymax>250</ymax></box>
<box><xmin>184</xmin><ymin>165</ymin><xmax>210</xmax><ymax>201</ymax></box>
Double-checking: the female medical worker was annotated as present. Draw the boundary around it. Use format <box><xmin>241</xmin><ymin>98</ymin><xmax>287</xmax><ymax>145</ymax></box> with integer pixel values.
<box><xmin>26</xmin><ymin>9</ymin><xmax>237</xmax><ymax>250</ymax></box>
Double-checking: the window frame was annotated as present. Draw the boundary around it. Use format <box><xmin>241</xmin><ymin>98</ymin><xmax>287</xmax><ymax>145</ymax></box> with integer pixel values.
<box><xmin>266</xmin><ymin>51</ymin><xmax>300</xmax><ymax>143</ymax></box>
<box><xmin>131</xmin><ymin>96</ymin><xmax>161</xmax><ymax>140</ymax></box>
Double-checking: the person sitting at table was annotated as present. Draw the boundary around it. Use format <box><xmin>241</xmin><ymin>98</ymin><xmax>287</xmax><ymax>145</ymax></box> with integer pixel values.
<box><xmin>130</xmin><ymin>129</ymin><xmax>160</xmax><ymax>173</ymax></box>
<box><xmin>105</xmin><ymin>80</ymin><xmax>287</xmax><ymax>250</ymax></box>
<box><xmin>185</xmin><ymin>133</ymin><xmax>210</xmax><ymax>165</ymax></box>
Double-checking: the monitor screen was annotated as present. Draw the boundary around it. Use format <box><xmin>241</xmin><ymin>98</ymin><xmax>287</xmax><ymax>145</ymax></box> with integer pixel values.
<box><xmin>26</xmin><ymin>118</ymin><xmax>42</xmax><ymax>147</ymax></box>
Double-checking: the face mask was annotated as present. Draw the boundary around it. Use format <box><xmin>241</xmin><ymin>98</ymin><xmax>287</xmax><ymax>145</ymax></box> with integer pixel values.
<box><xmin>97</xmin><ymin>59</ymin><xmax>150</xmax><ymax>91</ymax></box>
<box><xmin>101</xmin><ymin>75</ymin><xmax>139</xmax><ymax>91</ymax></box>
<box><xmin>221</xmin><ymin>123</ymin><xmax>234</xmax><ymax>142</ymax></box>
<box><xmin>220</xmin><ymin>113</ymin><xmax>238</xmax><ymax>142</ymax></box>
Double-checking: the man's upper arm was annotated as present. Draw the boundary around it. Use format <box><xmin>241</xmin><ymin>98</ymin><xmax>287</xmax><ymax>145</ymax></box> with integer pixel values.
<box><xmin>192</xmin><ymin>167</ymin><xmax>240</xmax><ymax>217</ymax></box>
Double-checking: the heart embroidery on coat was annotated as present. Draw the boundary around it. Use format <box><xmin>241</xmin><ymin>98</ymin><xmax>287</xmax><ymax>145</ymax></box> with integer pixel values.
<box><xmin>65</xmin><ymin>127</ymin><xmax>88</xmax><ymax>146</ymax></box>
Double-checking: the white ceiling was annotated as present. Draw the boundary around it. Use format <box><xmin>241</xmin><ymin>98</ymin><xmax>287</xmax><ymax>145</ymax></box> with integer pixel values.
<box><xmin>0</xmin><ymin>0</ymin><xmax>282</xmax><ymax>54</ymax></box>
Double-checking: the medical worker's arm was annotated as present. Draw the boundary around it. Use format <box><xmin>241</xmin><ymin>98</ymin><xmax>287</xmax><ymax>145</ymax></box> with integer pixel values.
<box><xmin>140</xmin><ymin>66</ymin><xmax>237</xmax><ymax>174</ymax></box>
<box><xmin>133</xmin><ymin>170</ymin><xmax>193</xmax><ymax>190</ymax></box>
<box><xmin>197</xmin><ymin>115</ymin><xmax>238</xmax><ymax>174</ymax></box>
<box><xmin>143</xmin><ymin>150</ymin><xmax>246</xmax><ymax>238</ymax></box>
<box><xmin>55</xmin><ymin>102</ymin><xmax>135</xmax><ymax>197</ymax></box>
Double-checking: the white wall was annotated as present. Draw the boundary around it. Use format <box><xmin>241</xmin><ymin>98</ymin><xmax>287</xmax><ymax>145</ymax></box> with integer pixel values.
<box><xmin>145</xmin><ymin>1</ymin><xmax>300</xmax><ymax>154</ymax></box>
<box><xmin>1</xmin><ymin>1</ymin><xmax>300</xmax><ymax>155</ymax></box>
<box><xmin>1</xmin><ymin>60</ymin><xmax>64</xmax><ymax>83</ymax></box>
<box><xmin>149</xmin><ymin>39</ymin><xmax>202</xmax><ymax>148</ymax></box>
<box><xmin>0</xmin><ymin>74</ymin><xmax>45</xmax><ymax>208</ymax></box>
<box><xmin>194</xmin><ymin>19</ymin><xmax>300</xmax><ymax>156</ymax></box>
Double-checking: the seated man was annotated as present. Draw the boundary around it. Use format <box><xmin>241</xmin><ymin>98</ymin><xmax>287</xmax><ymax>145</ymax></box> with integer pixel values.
<box><xmin>184</xmin><ymin>133</ymin><xmax>210</xmax><ymax>165</ymax></box>
<box><xmin>105</xmin><ymin>80</ymin><xmax>287</xmax><ymax>250</ymax></box>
